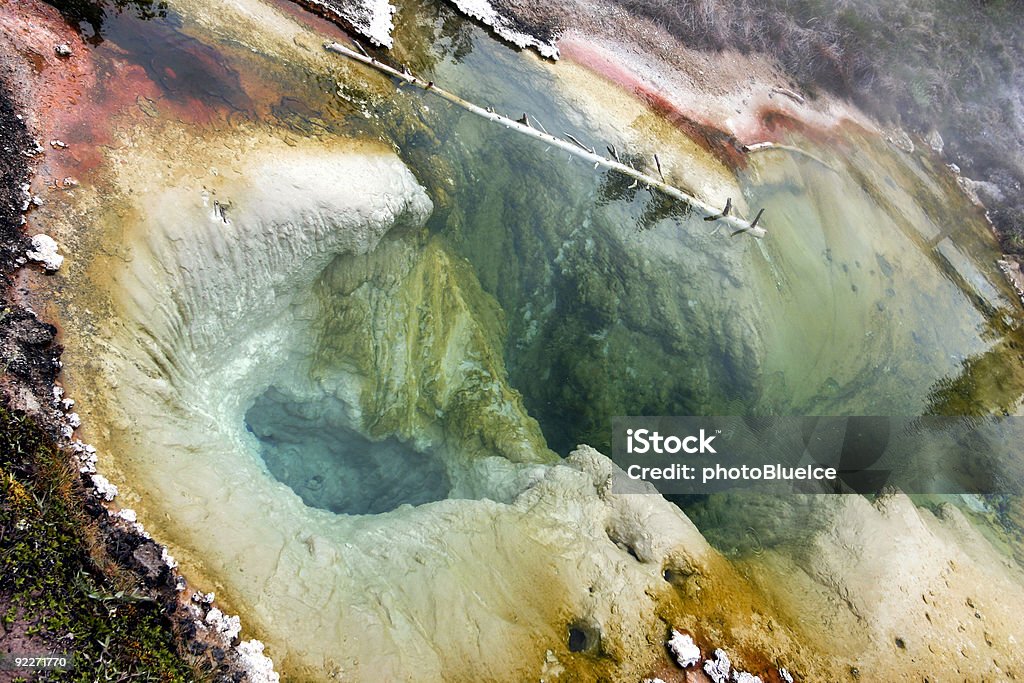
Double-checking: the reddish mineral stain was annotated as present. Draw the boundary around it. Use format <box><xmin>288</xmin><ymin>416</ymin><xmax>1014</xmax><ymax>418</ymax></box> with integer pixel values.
<box><xmin>559</xmin><ymin>38</ymin><xmax>749</xmax><ymax>169</ymax></box>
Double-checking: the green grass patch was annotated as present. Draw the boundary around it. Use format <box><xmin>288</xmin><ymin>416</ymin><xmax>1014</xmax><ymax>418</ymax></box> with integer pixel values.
<box><xmin>0</xmin><ymin>405</ymin><xmax>195</xmax><ymax>682</ymax></box>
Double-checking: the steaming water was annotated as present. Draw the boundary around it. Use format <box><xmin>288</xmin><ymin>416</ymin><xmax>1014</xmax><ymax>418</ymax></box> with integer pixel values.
<box><xmin>47</xmin><ymin>0</ymin><xmax>1024</xmax><ymax>677</ymax></box>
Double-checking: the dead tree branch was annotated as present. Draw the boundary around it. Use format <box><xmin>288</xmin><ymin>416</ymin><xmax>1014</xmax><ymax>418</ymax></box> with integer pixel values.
<box><xmin>324</xmin><ymin>41</ymin><xmax>767</xmax><ymax>238</ymax></box>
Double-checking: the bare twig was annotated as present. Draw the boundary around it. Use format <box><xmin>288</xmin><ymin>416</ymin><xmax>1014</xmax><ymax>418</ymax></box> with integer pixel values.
<box><xmin>732</xmin><ymin>208</ymin><xmax>765</xmax><ymax>237</ymax></box>
<box><xmin>654</xmin><ymin>153</ymin><xmax>665</xmax><ymax>181</ymax></box>
<box><xmin>771</xmin><ymin>86</ymin><xmax>805</xmax><ymax>104</ymax></box>
<box><xmin>743</xmin><ymin>141</ymin><xmax>836</xmax><ymax>172</ymax></box>
<box><xmin>704</xmin><ymin>197</ymin><xmax>732</xmax><ymax>221</ymax></box>
<box><xmin>565</xmin><ymin>133</ymin><xmax>595</xmax><ymax>154</ymax></box>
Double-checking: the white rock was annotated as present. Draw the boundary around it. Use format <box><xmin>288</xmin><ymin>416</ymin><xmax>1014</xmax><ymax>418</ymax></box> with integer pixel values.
<box><xmin>162</xmin><ymin>547</ymin><xmax>178</xmax><ymax>569</ymax></box>
<box><xmin>361</xmin><ymin>0</ymin><xmax>396</xmax><ymax>47</ymax></box>
<box><xmin>732</xmin><ymin>672</ymin><xmax>762</xmax><ymax>683</ymax></box>
<box><xmin>316</xmin><ymin>0</ymin><xmax>395</xmax><ymax>47</ymax></box>
<box><xmin>779</xmin><ymin>668</ymin><xmax>794</xmax><ymax>683</ymax></box>
<box><xmin>66</xmin><ymin>412</ymin><xmax>81</xmax><ymax>428</ymax></box>
<box><xmin>886</xmin><ymin>128</ymin><xmax>914</xmax><ymax>154</ymax></box>
<box><xmin>75</xmin><ymin>444</ymin><xmax>98</xmax><ymax>473</ymax></box>
<box><xmin>91</xmin><ymin>474</ymin><xmax>118</xmax><ymax>501</ymax></box>
<box><xmin>27</xmin><ymin>234</ymin><xmax>64</xmax><ymax>272</ymax></box>
<box><xmin>192</xmin><ymin>591</ymin><xmax>215</xmax><ymax>604</ymax></box>
<box><xmin>115</xmin><ymin>508</ymin><xmax>138</xmax><ymax>523</ymax></box>
<box><xmin>667</xmin><ymin>630</ymin><xmax>700</xmax><ymax>668</ymax></box>
<box><xmin>54</xmin><ymin>43</ymin><xmax>72</xmax><ymax>57</ymax></box>
<box><xmin>205</xmin><ymin>607</ymin><xmax>242</xmax><ymax>643</ymax></box>
<box><xmin>704</xmin><ymin>649</ymin><xmax>731</xmax><ymax>683</ymax></box>
<box><xmin>235</xmin><ymin>640</ymin><xmax>280</xmax><ymax>683</ymax></box>
<box><xmin>444</xmin><ymin>0</ymin><xmax>559</xmax><ymax>58</ymax></box>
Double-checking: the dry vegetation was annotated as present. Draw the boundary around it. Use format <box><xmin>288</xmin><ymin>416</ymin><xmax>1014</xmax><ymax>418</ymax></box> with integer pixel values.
<box><xmin>613</xmin><ymin>0</ymin><xmax>1024</xmax><ymax>251</ymax></box>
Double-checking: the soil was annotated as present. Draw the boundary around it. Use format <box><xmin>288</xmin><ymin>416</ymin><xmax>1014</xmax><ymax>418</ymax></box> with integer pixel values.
<box><xmin>0</xmin><ymin>81</ymin><xmax>32</xmax><ymax>280</ymax></box>
<box><xmin>0</xmin><ymin>595</ymin><xmax>54</xmax><ymax>683</ymax></box>
<box><xmin>0</xmin><ymin>41</ymin><xmax>63</xmax><ymax>429</ymax></box>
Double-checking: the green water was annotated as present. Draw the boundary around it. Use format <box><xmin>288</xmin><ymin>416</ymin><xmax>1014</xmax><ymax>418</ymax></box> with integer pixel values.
<box><xmin>358</xmin><ymin>2</ymin><xmax>1024</xmax><ymax>451</ymax></box>
<box><xmin>347</xmin><ymin>2</ymin><xmax>1024</xmax><ymax>564</ymax></box>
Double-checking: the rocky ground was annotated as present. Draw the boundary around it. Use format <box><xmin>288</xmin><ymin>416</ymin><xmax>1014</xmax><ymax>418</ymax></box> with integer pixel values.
<box><xmin>0</xmin><ymin>7</ymin><xmax>275</xmax><ymax>681</ymax></box>
<box><xmin>0</xmin><ymin>79</ymin><xmax>63</xmax><ymax>411</ymax></box>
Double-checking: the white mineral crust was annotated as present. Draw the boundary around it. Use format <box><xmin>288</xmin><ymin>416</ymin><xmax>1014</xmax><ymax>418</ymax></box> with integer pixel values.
<box><xmin>667</xmin><ymin>630</ymin><xmax>700</xmax><ymax>668</ymax></box>
<box><xmin>26</xmin><ymin>234</ymin><xmax>64</xmax><ymax>271</ymax></box>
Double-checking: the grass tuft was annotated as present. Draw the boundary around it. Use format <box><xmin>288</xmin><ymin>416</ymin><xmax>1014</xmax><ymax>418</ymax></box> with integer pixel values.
<box><xmin>0</xmin><ymin>406</ymin><xmax>196</xmax><ymax>682</ymax></box>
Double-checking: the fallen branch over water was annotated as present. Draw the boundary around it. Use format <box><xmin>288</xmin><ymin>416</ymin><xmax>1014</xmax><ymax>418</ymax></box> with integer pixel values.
<box><xmin>743</xmin><ymin>141</ymin><xmax>836</xmax><ymax>173</ymax></box>
<box><xmin>323</xmin><ymin>41</ymin><xmax>767</xmax><ymax>238</ymax></box>
<box><xmin>771</xmin><ymin>86</ymin><xmax>805</xmax><ymax>105</ymax></box>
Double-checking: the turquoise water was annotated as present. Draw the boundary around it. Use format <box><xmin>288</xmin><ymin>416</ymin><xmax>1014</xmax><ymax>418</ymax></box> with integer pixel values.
<box><xmin>245</xmin><ymin>385</ymin><xmax>452</xmax><ymax>514</ymax></box>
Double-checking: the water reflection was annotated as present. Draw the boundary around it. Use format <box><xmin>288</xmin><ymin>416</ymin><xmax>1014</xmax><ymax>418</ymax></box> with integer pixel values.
<box><xmin>46</xmin><ymin>0</ymin><xmax>167</xmax><ymax>44</ymax></box>
<box><xmin>596</xmin><ymin>152</ymin><xmax>698</xmax><ymax>232</ymax></box>
<box><xmin>107</xmin><ymin>10</ymin><xmax>253</xmax><ymax>111</ymax></box>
